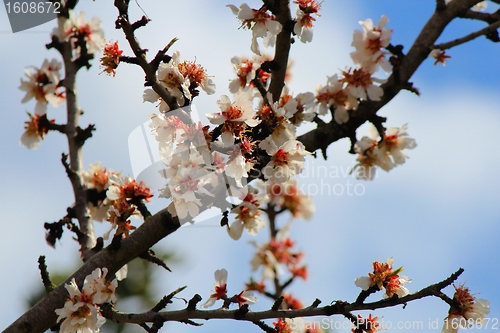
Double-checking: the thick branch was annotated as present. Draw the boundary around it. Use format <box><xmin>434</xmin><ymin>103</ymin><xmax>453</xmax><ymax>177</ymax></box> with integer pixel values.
<box><xmin>5</xmin><ymin>209</ymin><xmax>181</xmax><ymax>333</ymax></box>
<box><xmin>268</xmin><ymin>0</ymin><xmax>292</xmax><ymax>102</ymax></box>
<box><xmin>298</xmin><ymin>0</ymin><xmax>480</xmax><ymax>154</ymax></box>
<box><xmin>60</xmin><ymin>38</ymin><xmax>96</xmax><ymax>259</ymax></box>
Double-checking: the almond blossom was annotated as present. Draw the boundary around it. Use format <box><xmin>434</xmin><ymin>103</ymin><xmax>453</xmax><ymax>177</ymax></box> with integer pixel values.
<box><xmin>81</xmin><ymin>162</ymin><xmax>118</xmax><ymax>222</ymax></box>
<box><xmin>250</xmin><ymin>224</ymin><xmax>307</xmax><ymax>280</ymax></box>
<box><xmin>206</xmin><ymin>90</ymin><xmax>260</xmax><ymax>146</ymax></box>
<box><xmin>19</xmin><ymin>58</ymin><xmax>64</xmax><ymax>115</ymax></box>
<box><xmin>341</xmin><ymin>67</ymin><xmax>385</xmax><ymax>101</ymax></box>
<box><xmin>228</xmin><ymin>56</ymin><xmax>260</xmax><ymax>93</ymax></box>
<box><xmin>268</xmin><ymin>178</ymin><xmax>315</xmax><ymax>220</ymax></box>
<box><xmin>351</xmin><ymin>124</ymin><xmax>416</xmax><ymax>180</ymax></box>
<box><xmin>161</xmin><ymin>146</ymin><xmax>218</xmax><ymax>221</ymax></box>
<box><xmin>53</xmin><ymin>10</ymin><xmax>105</xmax><ymax>55</ymax></box>
<box><xmin>227</xmin><ymin>184</ymin><xmax>267</xmax><ymax>240</ymax></box>
<box><xmin>351</xmin><ymin>15</ymin><xmax>393</xmax><ymax>73</ymax></box>
<box><xmin>315</xmin><ymin>74</ymin><xmax>359</xmax><ymax>123</ymax></box>
<box><xmin>143</xmin><ymin>51</ymin><xmax>191</xmax><ymax>112</ymax></box>
<box><xmin>429</xmin><ymin>49</ymin><xmax>451</xmax><ymax>66</ymax></box>
<box><xmin>19</xmin><ymin>113</ymin><xmax>54</xmax><ymax>150</ymax></box>
<box><xmin>100</xmin><ymin>41</ymin><xmax>123</xmax><ymax>76</ymax></box>
<box><xmin>55</xmin><ymin>268</ymin><xmax>118</xmax><ymax>333</ymax></box>
<box><xmin>354</xmin><ymin>257</ymin><xmax>411</xmax><ymax>298</ymax></box>
<box><xmin>293</xmin><ymin>0</ymin><xmax>322</xmax><ymax>43</ymax></box>
<box><xmin>262</xmin><ymin>139</ymin><xmax>309</xmax><ymax>183</ymax></box>
<box><xmin>201</xmin><ymin>269</ymin><xmax>228</xmax><ymax>308</ymax></box>
<box><xmin>227</xmin><ymin>3</ymin><xmax>282</xmax><ymax>55</ymax></box>
<box><xmin>442</xmin><ymin>284</ymin><xmax>490</xmax><ymax>333</ymax></box>
<box><xmin>380</xmin><ymin>123</ymin><xmax>417</xmax><ymax>165</ymax></box>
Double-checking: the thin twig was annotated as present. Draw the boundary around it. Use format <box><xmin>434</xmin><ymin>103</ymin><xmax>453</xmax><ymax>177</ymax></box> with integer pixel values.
<box><xmin>434</xmin><ymin>20</ymin><xmax>500</xmax><ymax>50</ymax></box>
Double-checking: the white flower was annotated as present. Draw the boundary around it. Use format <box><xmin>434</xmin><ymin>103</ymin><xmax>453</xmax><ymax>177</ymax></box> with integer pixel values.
<box><xmin>442</xmin><ymin>284</ymin><xmax>490</xmax><ymax>333</ymax></box>
<box><xmin>225</xmin><ymin>147</ymin><xmax>251</xmax><ymax>188</ymax></box>
<box><xmin>342</xmin><ymin>67</ymin><xmax>385</xmax><ymax>101</ymax></box>
<box><xmin>19</xmin><ymin>59</ymin><xmax>64</xmax><ymax>115</ymax></box>
<box><xmin>262</xmin><ymin>139</ymin><xmax>309</xmax><ymax>183</ymax></box>
<box><xmin>350</xmin><ymin>15</ymin><xmax>393</xmax><ymax>73</ymax></box>
<box><xmin>354</xmin><ymin>257</ymin><xmax>410</xmax><ymax>298</ymax></box>
<box><xmin>53</xmin><ymin>11</ymin><xmax>105</xmax><ymax>55</ymax></box>
<box><xmin>19</xmin><ymin>113</ymin><xmax>51</xmax><ymax>150</ymax></box>
<box><xmin>380</xmin><ymin>123</ymin><xmax>417</xmax><ymax>165</ymax></box>
<box><xmin>228</xmin><ymin>3</ymin><xmax>282</xmax><ymax>55</ymax></box>
<box><xmin>201</xmin><ymin>269</ymin><xmax>228</xmax><ymax>308</ymax></box>
<box><xmin>206</xmin><ymin>91</ymin><xmax>260</xmax><ymax>146</ymax></box>
<box><xmin>293</xmin><ymin>0</ymin><xmax>321</xmax><ymax>43</ymax></box>
<box><xmin>82</xmin><ymin>268</ymin><xmax>118</xmax><ymax>304</ymax></box>
<box><xmin>55</xmin><ymin>278</ymin><xmax>106</xmax><ymax>333</ymax></box>
<box><xmin>315</xmin><ymin>74</ymin><xmax>359</xmax><ymax>123</ymax></box>
<box><xmin>228</xmin><ymin>56</ymin><xmax>259</xmax><ymax>93</ymax></box>
<box><xmin>143</xmin><ymin>51</ymin><xmax>192</xmax><ymax>111</ymax></box>
<box><xmin>234</xmin><ymin>290</ymin><xmax>258</xmax><ymax>307</ymax></box>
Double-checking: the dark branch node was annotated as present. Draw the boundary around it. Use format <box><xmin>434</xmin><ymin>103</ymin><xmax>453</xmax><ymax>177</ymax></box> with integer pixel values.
<box><xmin>180</xmin><ymin>319</ymin><xmax>203</xmax><ymax>326</ymax></box>
<box><xmin>235</xmin><ymin>304</ymin><xmax>249</xmax><ymax>319</ymax></box>
<box><xmin>38</xmin><ymin>256</ymin><xmax>55</xmax><ymax>293</ymax></box>
<box><xmin>310</xmin><ymin>298</ymin><xmax>322</xmax><ymax>308</ymax></box>
<box><xmin>131</xmin><ymin>16</ymin><xmax>151</xmax><ymax>31</ymax></box>
<box><xmin>271</xmin><ymin>295</ymin><xmax>284</xmax><ymax>311</ymax></box>
<box><xmin>187</xmin><ymin>294</ymin><xmax>202</xmax><ymax>311</ymax></box>
<box><xmin>75</xmin><ymin>124</ymin><xmax>96</xmax><ymax>146</ymax></box>
<box><xmin>139</xmin><ymin>249</ymin><xmax>172</xmax><ymax>272</ymax></box>
<box><xmin>253</xmin><ymin>320</ymin><xmax>277</xmax><ymax>333</ymax></box>
<box><xmin>486</xmin><ymin>29</ymin><xmax>500</xmax><ymax>42</ymax></box>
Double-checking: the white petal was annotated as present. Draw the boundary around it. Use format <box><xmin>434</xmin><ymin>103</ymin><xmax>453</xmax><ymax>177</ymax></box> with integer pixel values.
<box><xmin>227</xmin><ymin>220</ymin><xmax>244</xmax><ymax>240</ymax></box>
<box><xmin>354</xmin><ymin>276</ymin><xmax>371</xmax><ymax>290</ymax></box>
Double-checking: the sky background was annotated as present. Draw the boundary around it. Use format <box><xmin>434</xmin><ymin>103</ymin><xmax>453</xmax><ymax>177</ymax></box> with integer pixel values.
<box><xmin>1</xmin><ymin>1</ymin><xmax>499</xmax><ymax>332</ymax></box>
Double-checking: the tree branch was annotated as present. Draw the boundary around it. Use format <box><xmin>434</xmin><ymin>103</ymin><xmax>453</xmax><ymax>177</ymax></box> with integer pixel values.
<box><xmin>100</xmin><ymin>268</ymin><xmax>463</xmax><ymax>325</ymax></box>
<box><xmin>434</xmin><ymin>20</ymin><xmax>500</xmax><ymax>50</ymax></box>
<box><xmin>5</xmin><ymin>208</ymin><xmax>181</xmax><ymax>333</ymax></box>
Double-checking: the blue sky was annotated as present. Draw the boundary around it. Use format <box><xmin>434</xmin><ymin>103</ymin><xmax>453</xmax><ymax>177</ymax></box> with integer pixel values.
<box><xmin>1</xmin><ymin>1</ymin><xmax>499</xmax><ymax>332</ymax></box>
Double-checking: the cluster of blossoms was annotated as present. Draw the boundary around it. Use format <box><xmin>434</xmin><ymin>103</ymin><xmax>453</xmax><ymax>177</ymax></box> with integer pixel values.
<box><xmin>18</xmin><ymin>58</ymin><xmax>65</xmax><ymax>149</ymax></box>
<box><xmin>267</xmin><ymin>179</ymin><xmax>315</xmax><ymax>220</ymax></box>
<box><xmin>354</xmin><ymin>257</ymin><xmax>411</xmax><ymax>298</ymax></box>
<box><xmin>55</xmin><ymin>268</ymin><xmax>117</xmax><ymax>333</ymax></box>
<box><xmin>351</xmin><ymin>123</ymin><xmax>417</xmax><ymax>180</ymax></box>
<box><xmin>143</xmin><ymin>50</ymin><xmax>216</xmax><ymax>111</ymax></box>
<box><xmin>293</xmin><ymin>0</ymin><xmax>322</xmax><ymax>43</ymax></box>
<box><xmin>201</xmin><ymin>268</ymin><xmax>257</xmax><ymax>308</ymax></box>
<box><xmin>52</xmin><ymin>10</ymin><xmax>105</xmax><ymax>56</ymax></box>
<box><xmin>250</xmin><ymin>224</ymin><xmax>308</xmax><ymax>281</ymax></box>
<box><xmin>19</xmin><ymin>9</ymin><xmax>107</xmax><ymax>150</ymax></box>
<box><xmin>81</xmin><ymin>162</ymin><xmax>153</xmax><ymax>241</ymax></box>
<box><xmin>442</xmin><ymin>284</ymin><xmax>490</xmax><ymax>333</ymax></box>
<box><xmin>315</xmin><ymin>15</ymin><xmax>392</xmax><ymax>124</ymax></box>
